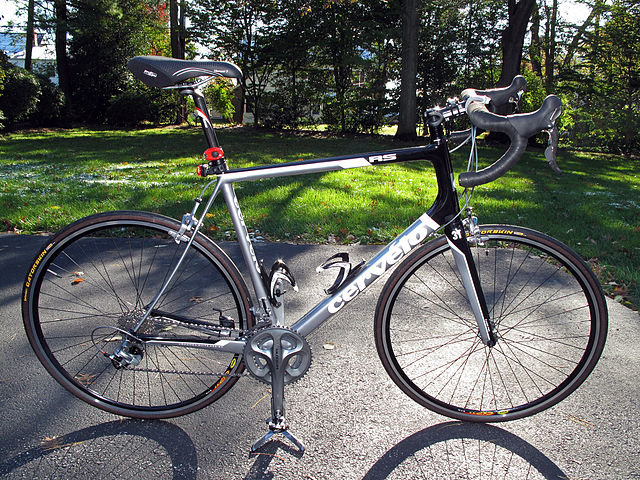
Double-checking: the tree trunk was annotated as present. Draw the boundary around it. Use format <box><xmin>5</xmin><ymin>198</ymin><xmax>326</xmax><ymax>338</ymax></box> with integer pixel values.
<box><xmin>25</xmin><ymin>0</ymin><xmax>35</xmax><ymax>71</ymax></box>
<box><xmin>53</xmin><ymin>0</ymin><xmax>71</xmax><ymax>124</ymax></box>
<box><xmin>498</xmin><ymin>0</ymin><xmax>536</xmax><ymax>87</ymax></box>
<box><xmin>529</xmin><ymin>1</ymin><xmax>543</xmax><ymax>76</ymax></box>
<box><xmin>396</xmin><ymin>0</ymin><xmax>419</xmax><ymax>141</ymax></box>
<box><xmin>53</xmin><ymin>0</ymin><xmax>70</xmax><ymax>108</ymax></box>
<box><xmin>545</xmin><ymin>0</ymin><xmax>558</xmax><ymax>91</ymax></box>
<box><xmin>170</xmin><ymin>0</ymin><xmax>185</xmax><ymax>60</ymax></box>
<box><xmin>170</xmin><ymin>0</ymin><xmax>186</xmax><ymax>124</ymax></box>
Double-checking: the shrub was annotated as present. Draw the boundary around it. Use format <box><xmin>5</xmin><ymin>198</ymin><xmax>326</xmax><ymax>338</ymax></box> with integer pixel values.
<box><xmin>0</xmin><ymin>61</ymin><xmax>41</xmax><ymax>127</ymax></box>
<box><xmin>204</xmin><ymin>79</ymin><xmax>235</xmax><ymax>123</ymax></box>
<box><xmin>31</xmin><ymin>76</ymin><xmax>66</xmax><ymax>126</ymax></box>
<box><xmin>105</xmin><ymin>85</ymin><xmax>176</xmax><ymax>126</ymax></box>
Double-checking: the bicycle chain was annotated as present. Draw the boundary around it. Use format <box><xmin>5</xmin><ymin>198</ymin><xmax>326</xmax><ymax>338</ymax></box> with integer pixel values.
<box><xmin>121</xmin><ymin>316</ymin><xmax>271</xmax><ymax>378</ymax></box>
<box><xmin>127</xmin><ymin>366</ymin><xmax>248</xmax><ymax>377</ymax></box>
<box><xmin>150</xmin><ymin>314</ymin><xmax>246</xmax><ymax>336</ymax></box>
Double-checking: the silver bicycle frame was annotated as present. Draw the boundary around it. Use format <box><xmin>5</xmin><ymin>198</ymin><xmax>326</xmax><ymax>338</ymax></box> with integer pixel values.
<box><xmin>141</xmin><ymin>145</ymin><xmax>492</xmax><ymax>352</ymax></box>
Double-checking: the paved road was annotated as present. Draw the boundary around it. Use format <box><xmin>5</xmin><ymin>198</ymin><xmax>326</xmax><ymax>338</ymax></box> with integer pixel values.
<box><xmin>1</xmin><ymin>232</ymin><xmax>638</xmax><ymax>479</ymax></box>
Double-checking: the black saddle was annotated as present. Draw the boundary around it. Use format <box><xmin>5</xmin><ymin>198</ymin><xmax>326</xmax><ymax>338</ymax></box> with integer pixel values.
<box><xmin>128</xmin><ymin>56</ymin><xmax>242</xmax><ymax>88</ymax></box>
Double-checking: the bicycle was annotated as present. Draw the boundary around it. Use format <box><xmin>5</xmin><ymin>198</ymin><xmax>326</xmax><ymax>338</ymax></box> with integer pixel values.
<box><xmin>22</xmin><ymin>55</ymin><xmax>608</xmax><ymax>453</ymax></box>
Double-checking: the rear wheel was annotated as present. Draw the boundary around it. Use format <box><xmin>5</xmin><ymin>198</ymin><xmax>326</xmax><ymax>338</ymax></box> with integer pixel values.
<box><xmin>374</xmin><ymin>225</ymin><xmax>607</xmax><ymax>421</ymax></box>
<box><xmin>22</xmin><ymin>211</ymin><xmax>253</xmax><ymax>419</ymax></box>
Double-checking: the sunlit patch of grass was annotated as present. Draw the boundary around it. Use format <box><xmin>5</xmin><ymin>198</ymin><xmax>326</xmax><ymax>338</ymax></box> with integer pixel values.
<box><xmin>1</xmin><ymin>127</ymin><xmax>638</xmax><ymax>309</ymax></box>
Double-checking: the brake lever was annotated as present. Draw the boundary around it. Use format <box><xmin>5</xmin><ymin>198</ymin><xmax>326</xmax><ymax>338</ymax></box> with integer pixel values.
<box><xmin>544</xmin><ymin>126</ymin><xmax>561</xmax><ymax>173</ymax></box>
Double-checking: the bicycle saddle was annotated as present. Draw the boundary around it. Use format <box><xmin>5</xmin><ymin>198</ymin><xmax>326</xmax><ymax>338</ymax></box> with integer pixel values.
<box><xmin>128</xmin><ymin>56</ymin><xmax>242</xmax><ymax>88</ymax></box>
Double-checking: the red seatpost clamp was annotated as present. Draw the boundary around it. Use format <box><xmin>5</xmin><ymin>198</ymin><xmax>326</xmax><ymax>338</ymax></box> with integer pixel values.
<box><xmin>197</xmin><ymin>147</ymin><xmax>228</xmax><ymax>177</ymax></box>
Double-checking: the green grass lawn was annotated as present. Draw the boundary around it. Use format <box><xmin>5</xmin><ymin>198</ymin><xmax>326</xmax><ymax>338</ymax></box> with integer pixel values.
<box><xmin>1</xmin><ymin>126</ymin><xmax>639</xmax><ymax>309</ymax></box>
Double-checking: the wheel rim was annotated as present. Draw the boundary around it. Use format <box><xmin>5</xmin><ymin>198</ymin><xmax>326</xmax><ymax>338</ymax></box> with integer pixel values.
<box><xmin>28</xmin><ymin>218</ymin><xmax>249</xmax><ymax>415</ymax></box>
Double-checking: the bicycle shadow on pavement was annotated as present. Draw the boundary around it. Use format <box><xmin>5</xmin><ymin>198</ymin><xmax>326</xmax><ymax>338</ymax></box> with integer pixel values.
<box><xmin>362</xmin><ymin>421</ymin><xmax>567</xmax><ymax>480</ymax></box>
<box><xmin>244</xmin><ymin>439</ymin><xmax>304</xmax><ymax>480</ymax></box>
<box><xmin>0</xmin><ymin>419</ymin><xmax>197</xmax><ymax>480</ymax></box>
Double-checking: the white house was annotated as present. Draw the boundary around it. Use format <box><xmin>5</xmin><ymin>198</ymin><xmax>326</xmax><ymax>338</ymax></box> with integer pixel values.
<box><xmin>0</xmin><ymin>32</ymin><xmax>58</xmax><ymax>84</ymax></box>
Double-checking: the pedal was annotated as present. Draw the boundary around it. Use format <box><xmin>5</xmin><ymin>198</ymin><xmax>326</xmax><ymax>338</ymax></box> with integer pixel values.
<box><xmin>316</xmin><ymin>253</ymin><xmax>364</xmax><ymax>295</ymax></box>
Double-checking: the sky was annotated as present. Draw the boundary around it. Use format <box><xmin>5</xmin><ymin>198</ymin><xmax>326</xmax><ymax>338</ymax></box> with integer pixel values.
<box><xmin>1</xmin><ymin>0</ymin><xmax>592</xmax><ymax>35</ymax></box>
<box><xmin>0</xmin><ymin>0</ymin><xmax>20</xmax><ymax>26</ymax></box>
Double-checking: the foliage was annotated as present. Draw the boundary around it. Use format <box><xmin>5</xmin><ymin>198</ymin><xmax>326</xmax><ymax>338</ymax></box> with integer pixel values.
<box><xmin>31</xmin><ymin>75</ymin><xmax>66</xmax><ymax>126</ymax></box>
<box><xmin>581</xmin><ymin>0</ymin><xmax>640</xmax><ymax>153</ymax></box>
<box><xmin>189</xmin><ymin>0</ymin><xmax>280</xmax><ymax>126</ymax></box>
<box><xmin>529</xmin><ymin>0</ymin><xmax>640</xmax><ymax>153</ymax></box>
<box><xmin>416</xmin><ymin>0</ymin><xmax>464</xmax><ymax>120</ymax></box>
<box><xmin>105</xmin><ymin>85</ymin><xmax>177</xmax><ymax>126</ymax></box>
<box><xmin>2</xmin><ymin>0</ymin><xmax>638</xmax><ymax>150</ymax></box>
<box><xmin>0</xmin><ymin>51</ymin><xmax>66</xmax><ymax>129</ymax></box>
<box><xmin>68</xmin><ymin>0</ymin><xmax>169</xmax><ymax>124</ymax></box>
<box><xmin>0</xmin><ymin>57</ymin><xmax>40</xmax><ymax>126</ymax></box>
<box><xmin>204</xmin><ymin>79</ymin><xmax>236</xmax><ymax>123</ymax></box>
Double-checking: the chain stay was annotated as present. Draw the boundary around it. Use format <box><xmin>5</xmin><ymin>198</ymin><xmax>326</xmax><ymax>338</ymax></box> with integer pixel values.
<box><xmin>127</xmin><ymin>365</ymin><xmax>248</xmax><ymax>377</ymax></box>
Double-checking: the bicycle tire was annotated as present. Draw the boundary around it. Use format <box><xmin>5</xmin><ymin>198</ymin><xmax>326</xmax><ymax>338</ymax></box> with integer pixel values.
<box><xmin>374</xmin><ymin>224</ymin><xmax>607</xmax><ymax>422</ymax></box>
<box><xmin>22</xmin><ymin>211</ymin><xmax>253</xmax><ymax>419</ymax></box>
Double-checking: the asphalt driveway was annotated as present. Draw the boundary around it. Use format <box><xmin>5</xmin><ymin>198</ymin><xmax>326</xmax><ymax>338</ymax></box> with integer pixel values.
<box><xmin>1</xmin><ymin>232</ymin><xmax>638</xmax><ymax>479</ymax></box>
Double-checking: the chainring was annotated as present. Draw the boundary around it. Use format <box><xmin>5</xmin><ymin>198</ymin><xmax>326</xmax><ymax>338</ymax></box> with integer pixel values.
<box><xmin>243</xmin><ymin>326</ymin><xmax>312</xmax><ymax>385</ymax></box>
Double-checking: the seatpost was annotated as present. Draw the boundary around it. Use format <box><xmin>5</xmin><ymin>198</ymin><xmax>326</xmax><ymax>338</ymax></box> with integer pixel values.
<box><xmin>181</xmin><ymin>87</ymin><xmax>220</xmax><ymax>148</ymax></box>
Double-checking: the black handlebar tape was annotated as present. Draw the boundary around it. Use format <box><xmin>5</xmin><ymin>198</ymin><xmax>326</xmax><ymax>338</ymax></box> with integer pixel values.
<box><xmin>459</xmin><ymin>94</ymin><xmax>563</xmax><ymax>188</ymax></box>
<box><xmin>461</xmin><ymin>76</ymin><xmax>526</xmax><ymax>111</ymax></box>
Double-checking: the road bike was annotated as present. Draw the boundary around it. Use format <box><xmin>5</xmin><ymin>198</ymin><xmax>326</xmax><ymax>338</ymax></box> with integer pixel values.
<box><xmin>22</xmin><ymin>56</ymin><xmax>608</xmax><ymax>452</ymax></box>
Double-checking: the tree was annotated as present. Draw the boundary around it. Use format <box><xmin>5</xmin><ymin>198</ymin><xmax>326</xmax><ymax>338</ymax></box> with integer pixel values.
<box><xmin>189</xmin><ymin>0</ymin><xmax>280</xmax><ymax>126</ymax></box>
<box><xmin>24</xmin><ymin>0</ymin><xmax>35</xmax><ymax>71</ymax></box>
<box><xmin>543</xmin><ymin>0</ymin><xmax>558</xmax><ymax>90</ymax></box>
<box><xmin>416</xmin><ymin>0</ymin><xmax>462</xmax><ymax>121</ymax></box>
<box><xmin>498</xmin><ymin>0</ymin><xmax>536</xmax><ymax>86</ymax></box>
<box><xmin>396</xmin><ymin>0</ymin><xmax>419</xmax><ymax>140</ymax></box>
<box><xmin>169</xmin><ymin>0</ymin><xmax>185</xmax><ymax>59</ymax></box>
<box><xmin>68</xmin><ymin>0</ymin><xmax>168</xmax><ymax>123</ymax></box>
<box><xmin>53</xmin><ymin>0</ymin><xmax>71</xmax><ymax>111</ymax></box>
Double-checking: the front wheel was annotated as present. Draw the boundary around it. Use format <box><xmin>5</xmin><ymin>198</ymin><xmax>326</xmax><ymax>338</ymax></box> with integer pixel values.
<box><xmin>374</xmin><ymin>225</ymin><xmax>607</xmax><ymax>422</ymax></box>
<box><xmin>22</xmin><ymin>211</ymin><xmax>253</xmax><ymax>419</ymax></box>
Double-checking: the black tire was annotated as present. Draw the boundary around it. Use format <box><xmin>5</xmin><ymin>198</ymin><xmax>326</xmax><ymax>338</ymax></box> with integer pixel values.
<box><xmin>375</xmin><ymin>225</ymin><xmax>607</xmax><ymax>422</ymax></box>
<box><xmin>22</xmin><ymin>211</ymin><xmax>253</xmax><ymax>419</ymax></box>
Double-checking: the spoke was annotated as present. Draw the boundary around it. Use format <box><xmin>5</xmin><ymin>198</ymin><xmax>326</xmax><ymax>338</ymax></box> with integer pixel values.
<box><xmin>401</xmin><ymin>284</ymin><xmax>475</xmax><ymax>330</ymax></box>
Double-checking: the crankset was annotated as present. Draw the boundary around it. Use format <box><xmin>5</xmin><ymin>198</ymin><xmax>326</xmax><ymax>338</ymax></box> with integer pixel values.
<box><xmin>244</xmin><ymin>326</ymin><xmax>312</xmax><ymax>452</ymax></box>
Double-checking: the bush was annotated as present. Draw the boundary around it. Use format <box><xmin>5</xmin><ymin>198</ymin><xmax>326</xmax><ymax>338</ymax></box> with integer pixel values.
<box><xmin>0</xmin><ymin>53</ymin><xmax>67</xmax><ymax>129</ymax></box>
<box><xmin>322</xmin><ymin>90</ymin><xmax>389</xmax><ymax>134</ymax></box>
<box><xmin>204</xmin><ymin>79</ymin><xmax>235</xmax><ymax>123</ymax></box>
<box><xmin>105</xmin><ymin>85</ymin><xmax>177</xmax><ymax>126</ymax></box>
<box><xmin>0</xmin><ymin>61</ymin><xmax>41</xmax><ymax>127</ymax></box>
<box><xmin>31</xmin><ymin>76</ymin><xmax>66</xmax><ymax>126</ymax></box>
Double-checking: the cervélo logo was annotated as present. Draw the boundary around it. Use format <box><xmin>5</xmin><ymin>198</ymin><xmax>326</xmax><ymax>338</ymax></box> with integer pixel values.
<box><xmin>327</xmin><ymin>214</ymin><xmax>433</xmax><ymax>314</ymax></box>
